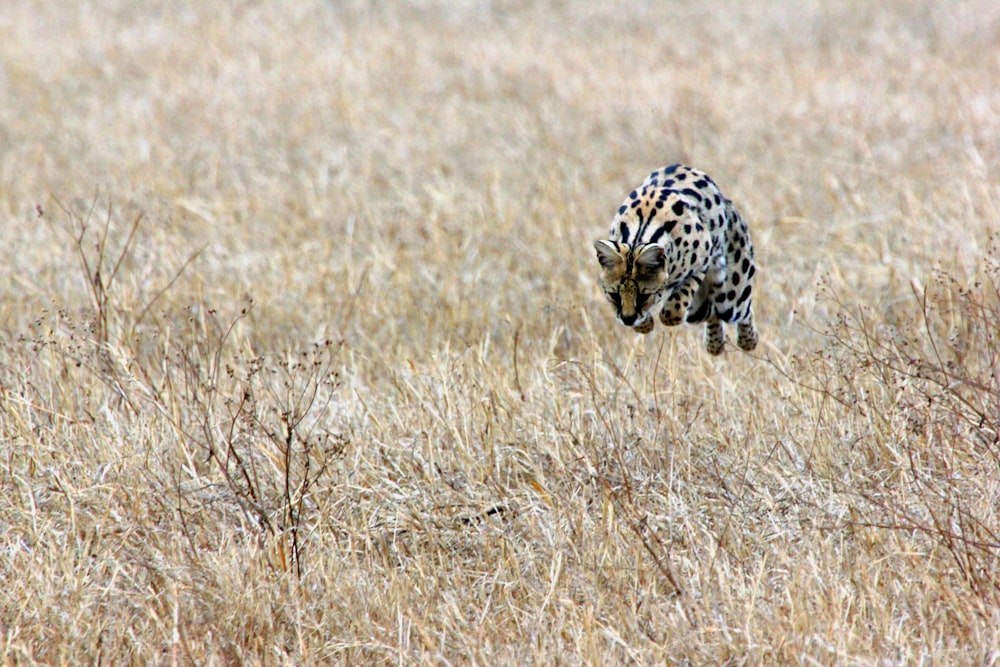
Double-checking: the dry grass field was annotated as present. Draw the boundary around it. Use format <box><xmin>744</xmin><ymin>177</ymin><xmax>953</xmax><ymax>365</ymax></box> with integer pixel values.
<box><xmin>2</xmin><ymin>1</ymin><xmax>999</xmax><ymax>664</ymax></box>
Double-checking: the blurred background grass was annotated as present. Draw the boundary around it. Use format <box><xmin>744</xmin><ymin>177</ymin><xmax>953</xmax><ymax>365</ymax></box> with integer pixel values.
<box><xmin>1</xmin><ymin>1</ymin><xmax>998</xmax><ymax>664</ymax></box>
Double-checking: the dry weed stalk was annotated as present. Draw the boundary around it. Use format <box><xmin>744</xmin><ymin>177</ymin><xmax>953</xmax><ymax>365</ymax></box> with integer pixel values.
<box><xmin>788</xmin><ymin>240</ymin><xmax>1000</xmax><ymax>607</ymax></box>
<box><xmin>32</xmin><ymin>199</ymin><xmax>350</xmax><ymax>580</ymax></box>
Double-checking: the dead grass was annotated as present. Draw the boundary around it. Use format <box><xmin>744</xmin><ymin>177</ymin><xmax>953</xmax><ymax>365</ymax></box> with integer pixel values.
<box><xmin>2</xmin><ymin>1</ymin><xmax>1000</xmax><ymax>664</ymax></box>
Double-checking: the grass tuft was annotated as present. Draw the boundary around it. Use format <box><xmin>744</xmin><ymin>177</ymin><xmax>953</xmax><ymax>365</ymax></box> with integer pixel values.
<box><xmin>2</xmin><ymin>1</ymin><xmax>1000</xmax><ymax>663</ymax></box>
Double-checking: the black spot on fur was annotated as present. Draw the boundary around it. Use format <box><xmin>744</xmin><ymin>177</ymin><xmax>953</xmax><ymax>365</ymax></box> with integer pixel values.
<box><xmin>687</xmin><ymin>300</ymin><xmax>711</xmax><ymax>323</ymax></box>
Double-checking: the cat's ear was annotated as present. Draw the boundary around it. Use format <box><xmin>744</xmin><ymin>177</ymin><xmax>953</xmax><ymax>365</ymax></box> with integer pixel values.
<box><xmin>634</xmin><ymin>243</ymin><xmax>665</xmax><ymax>272</ymax></box>
<box><xmin>594</xmin><ymin>240</ymin><xmax>624</xmax><ymax>270</ymax></box>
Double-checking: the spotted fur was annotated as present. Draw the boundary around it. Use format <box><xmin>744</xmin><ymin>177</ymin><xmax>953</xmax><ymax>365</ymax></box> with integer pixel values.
<box><xmin>594</xmin><ymin>164</ymin><xmax>758</xmax><ymax>355</ymax></box>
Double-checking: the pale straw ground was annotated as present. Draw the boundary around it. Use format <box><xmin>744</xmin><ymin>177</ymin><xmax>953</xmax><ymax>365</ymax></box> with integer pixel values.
<box><xmin>1</xmin><ymin>1</ymin><xmax>999</xmax><ymax>664</ymax></box>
